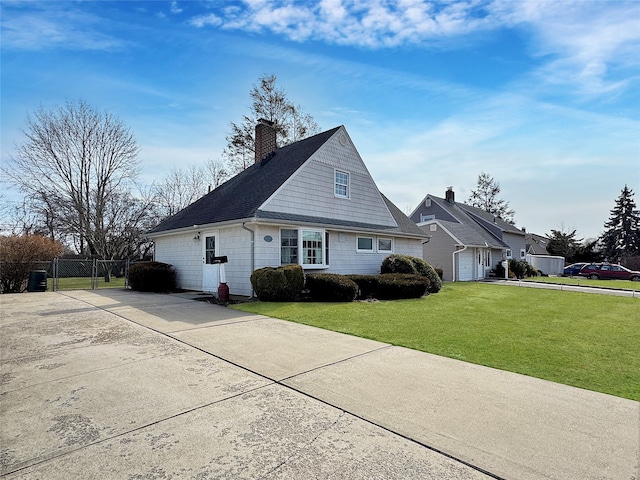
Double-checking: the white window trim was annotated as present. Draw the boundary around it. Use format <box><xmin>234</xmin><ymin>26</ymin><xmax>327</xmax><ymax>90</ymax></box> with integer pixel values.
<box><xmin>301</xmin><ymin>228</ymin><xmax>328</xmax><ymax>269</ymax></box>
<box><xmin>356</xmin><ymin>236</ymin><xmax>375</xmax><ymax>253</ymax></box>
<box><xmin>377</xmin><ymin>237</ymin><xmax>393</xmax><ymax>254</ymax></box>
<box><xmin>506</xmin><ymin>249</ymin><xmax>513</xmax><ymax>259</ymax></box>
<box><xmin>280</xmin><ymin>228</ymin><xmax>299</xmax><ymax>265</ymax></box>
<box><xmin>520</xmin><ymin>249</ymin><xmax>526</xmax><ymax>259</ymax></box>
<box><xmin>334</xmin><ymin>169</ymin><xmax>350</xmax><ymax>199</ymax></box>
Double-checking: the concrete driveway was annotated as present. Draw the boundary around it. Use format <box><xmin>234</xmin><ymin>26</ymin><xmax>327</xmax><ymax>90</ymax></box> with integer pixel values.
<box><xmin>1</xmin><ymin>289</ymin><xmax>638</xmax><ymax>479</ymax></box>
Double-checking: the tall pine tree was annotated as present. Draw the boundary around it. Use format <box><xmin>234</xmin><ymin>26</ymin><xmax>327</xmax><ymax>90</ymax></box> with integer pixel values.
<box><xmin>600</xmin><ymin>185</ymin><xmax>640</xmax><ymax>262</ymax></box>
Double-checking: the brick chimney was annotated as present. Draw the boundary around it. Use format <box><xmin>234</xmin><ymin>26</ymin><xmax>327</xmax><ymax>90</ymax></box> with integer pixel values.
<box><xmin>445</xmin><ymin>186</ymin><xmax>455</xmax><ymax>203</ymax></box>
<box><xmin>255</xmin><ymin>118</ymin><xmax>277</xmax><ymax>164</ymax></box>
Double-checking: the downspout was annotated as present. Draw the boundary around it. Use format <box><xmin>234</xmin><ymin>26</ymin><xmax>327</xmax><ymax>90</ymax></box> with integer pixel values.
<box><xmin>452</xmin><ymin>245</ymin><xmax>468</xmax><ymax>282</ymax></box>
<box><xmin>242</xmin><ymin>222</ymin><xmax>255</xmax><ymax>298</ymax></box>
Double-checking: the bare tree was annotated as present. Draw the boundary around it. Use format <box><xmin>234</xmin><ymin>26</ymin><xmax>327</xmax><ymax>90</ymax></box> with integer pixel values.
<box><xmin>203</xmin><ymin>158</ymin><xmax>229</xmax><ymax>190</ymax></box>
<box><xmin>3</xmin><ymin>100</ymin><xmax>144</xmax><ymax>258</ymax></box>
<box><xmin>153</xmin><ymin>160</ymin><xmax>229</xmax><ymax>220</ymax></box>
<box><xmin>223</xmin><ymin>74</ymin><xmax>319</xmax><ymax>175</ymax></box>
<box><xmin>467</xmin><ymin>172</ymin><xmax>516</xmax><ymax>224</ymax></box>
<box><xmin>154</xmin><ymin>165</ymin><xmax>207</xmax><ymax>218</ymax></box>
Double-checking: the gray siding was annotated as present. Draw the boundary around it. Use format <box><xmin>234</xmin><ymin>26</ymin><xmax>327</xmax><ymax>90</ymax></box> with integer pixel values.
<box><xmin>261</xmin><ymin>128</ymin><xmax>397</xmax><ymax>228</ymax></box>
<box><xmin>504</xmin><ymin>232</ymin><xmax>527</xmax><ymax>259</ymax></box>
<box><xmin>420</xmin><ymin>223</ymin><xmax>457</xmax><ymax>281</ymax></box>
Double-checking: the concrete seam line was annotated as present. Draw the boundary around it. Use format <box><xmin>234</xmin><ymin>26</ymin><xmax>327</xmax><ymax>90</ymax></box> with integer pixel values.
<box><xmin>2</xmin><ymin>383</ymin><xmax>275</xmax><ymax>477</ymax></box>
<box><xmin>166</xmin><ymin>316</ymin><xmax>269</xmax><ymax>334</ymax></box>
<box><xmin>278</xmin><ymin>344</ymin><xmax>394</xmax><ymax>383</ymax></box>
<box><xmin>0</xmin><ymin>355</ymin><xmax>163</xmax><ymax>395</ymax></box>
<box><xmin>278</xmin><ymin>384</ymin><xmax>511</xmax><ymax>480</ymax></box>
<box><xmin>60</xmin><ymin>292</ymin><xmax>509</xmax><ymax>480</ymax></box>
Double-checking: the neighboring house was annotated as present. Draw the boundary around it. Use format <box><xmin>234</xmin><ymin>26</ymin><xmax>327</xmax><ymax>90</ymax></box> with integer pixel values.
<box><xmin>525</xmin><ymin>230</ymin><xmax>551</xmax><ymax>255</ymax></box>
<box><xmin>409</xmin><ymin>188</ymin><xmax>527</xmax><ymax>282</ymax></box>
<box><xmin>147</xmin><ymin>121</ymin><xmax>426</xmax><ymax>296</ymax></box>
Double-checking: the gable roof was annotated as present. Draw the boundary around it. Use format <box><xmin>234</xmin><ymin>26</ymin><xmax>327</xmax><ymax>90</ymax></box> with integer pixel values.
<box><xmin>149</xmin><ymin>126</ymin><xmax>424</xmax><ymax>238</ymax></box>
<box><xmin>456</xmin><ymin>203</ymin><xmax>524</xmax><ymax>236</ymax></box>
<box><xmin>149</xmin><ymin>127</ymin><xmax>340</xmax><ymax>234</ymax></box>
<box><xmin>422</xmin><ymin>195</ymin><xmax>510</xmax><ymax>248</ymax></box>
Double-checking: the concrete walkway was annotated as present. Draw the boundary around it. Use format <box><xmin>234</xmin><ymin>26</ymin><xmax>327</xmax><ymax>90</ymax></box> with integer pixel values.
<box><xmin>1</xmin><ymin>290</ymin><xmax>638</xmax><ymax>480</ymax></box>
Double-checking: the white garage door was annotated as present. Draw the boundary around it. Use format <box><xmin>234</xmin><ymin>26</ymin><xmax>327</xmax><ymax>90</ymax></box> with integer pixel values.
<box><xmin>458</xmin><ymin>250</ymin><xmax>474</xmax><ymax>281</ymax></box>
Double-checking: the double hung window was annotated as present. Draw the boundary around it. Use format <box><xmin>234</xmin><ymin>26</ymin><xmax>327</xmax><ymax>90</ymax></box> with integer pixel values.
<box><xmin>281</xmin><ymin>228</ymin><xmax>328</xmax><ymax>268</ymax></box>
<box><xmin>335</xmin><ymin>170</ymin><xmax>349</xmax><ymax>198</ymax></box>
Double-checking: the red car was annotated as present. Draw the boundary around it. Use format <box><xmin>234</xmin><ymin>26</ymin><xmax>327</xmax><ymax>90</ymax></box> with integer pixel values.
<box><xmin>578</xmin><ymin>263</ymin><xmax>640</xmax><ymax>281</ymax></box>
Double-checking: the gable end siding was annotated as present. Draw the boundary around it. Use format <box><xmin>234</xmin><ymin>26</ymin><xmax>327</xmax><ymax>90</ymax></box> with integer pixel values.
<box><xmin>260</xmin><ymin>129</ymin><xmax>397</xmax><ymax>228</ymax></box>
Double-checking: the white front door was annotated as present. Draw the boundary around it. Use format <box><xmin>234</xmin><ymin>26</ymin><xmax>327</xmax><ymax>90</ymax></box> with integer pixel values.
<box><xmin>202</xmin><ymin>234</ymin><xmax>219</xmax><ymax>292</ymax></box>
<box><xmin>476</xmin><ymin>249</ymin><xmax>485</xmax><ymax>280</ymax></box>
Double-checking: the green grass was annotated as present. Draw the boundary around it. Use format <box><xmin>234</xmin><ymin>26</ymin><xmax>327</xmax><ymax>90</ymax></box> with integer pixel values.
<box><xmin>231</xmin><ymin>283</ymin><xmax>640</xmax><ymax>401</ymax></box>
<box><xmin>47</xmin><ymin>276</ymin><xmax>126</xmax><ymax>290</ymax></box>
<box><xmin>523</xmin><ymin>276</ymin><xmax>640</xmax><ymax>291</ymax></box>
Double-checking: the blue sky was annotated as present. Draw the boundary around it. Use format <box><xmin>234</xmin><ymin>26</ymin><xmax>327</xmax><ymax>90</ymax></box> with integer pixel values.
<box><xmin>2</xmin><ymin>0</ymin><xmax>639</xmax><ymax>240</ymax></box>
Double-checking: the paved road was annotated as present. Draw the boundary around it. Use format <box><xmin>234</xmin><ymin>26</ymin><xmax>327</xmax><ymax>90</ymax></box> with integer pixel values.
<box><xmin>1</xmin><ymin>290</ymin><xmax>638</xmax><ymax>479</ymax></box>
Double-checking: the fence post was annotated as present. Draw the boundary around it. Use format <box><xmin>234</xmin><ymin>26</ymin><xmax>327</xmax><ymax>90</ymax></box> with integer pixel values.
<box><xmin>91</xmin><ymin>258</ymin><xmax>98</xmax><ymax>289</ymax></box>
<box><xmin>125</xmin><ymin>259</ymin><xmax>130</xmax><ymax>289</ymax></box>
<box><xmin>52</xmin><ymin>258</ymin><xmax>58</xmax><ymax>291</ymax></box>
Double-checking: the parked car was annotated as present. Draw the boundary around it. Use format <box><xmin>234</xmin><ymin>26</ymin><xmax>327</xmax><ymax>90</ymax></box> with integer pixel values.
<box><xmin>563</xmin><ymin>263</ymin><xmax>588</xmax><ymax>276</ymax></box>
<box><xmin>578</xmin><ymin>263</ymin><xmax>640</xmax><ymax>281</ymax></box>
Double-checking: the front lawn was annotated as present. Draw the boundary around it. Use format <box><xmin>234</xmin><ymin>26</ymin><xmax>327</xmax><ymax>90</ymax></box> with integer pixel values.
<box><xmin>231</xmin><ymin>283</ymin><xmax>640</xmax><ymax>401</ymax></box>
<box><xmin>47</xmin><ymin>276</ymin><xmax>126</xmax><ymax>291</ymax></box>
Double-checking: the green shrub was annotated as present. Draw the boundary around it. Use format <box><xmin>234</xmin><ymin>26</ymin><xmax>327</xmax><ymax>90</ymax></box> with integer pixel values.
<box><xmin>282</xmin><ymin>264</ymin><xmax>305</xmax><ymax>293</ymax></box>
<box><xmin>381</xmin><ymin>254</ymin><xmax>442</xmax><ymax>293</ymax></box>
<box><xmin>306</xmin><ymin>273</ymin><xmax>358</xmax><ymax>302</ymax></box>
<box><xmin>347</xmin><ymin>274</ymin><xmax>429</xmax><ymax>299</ymax></box>
<box><xmin>494</xmin><ymin>260</ymin><xmax>537</xmax><ymax>279</ymax></box>
<box><xmin>372</xmin><ymin>274</ymin><xmax>430</xmax><ymax>299</ymax></box>
<box><xmin>128</xmin><ymin>261</ymin><xmax>176</xmax><ymax>292</ymax></box>
<box><xmin>381</xmin><ymin>254</ymin><xmax>416</xmax><ymax>275</ymax></box>
<box><xmin>250</xmin><ymin>265</ymin><xmax>303</xmax><ymax>301</ymax></box>
<box><xmin>346</xmin><ymin>274</ymin><xmax>378</xmax><ymax>299</ymax></box>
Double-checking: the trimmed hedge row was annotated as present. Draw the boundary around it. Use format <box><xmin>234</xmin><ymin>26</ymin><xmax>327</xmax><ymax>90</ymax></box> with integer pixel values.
<box><xmin>348</xmin><ymin>273</ymin><xmax>429</xmax><ymax>300</ymax></box>
<box><xmin>250</xmin><ymin>255</ymin><xmax>440</xmax><ymax>302</ymax></box>
<box><xmin>381</xmin><ymin>254</ymin><xmax>442</xmax><ymax>293</ymax></box>
<box><xmin>250</xmin><ymin>264</ymin><xmax>304</xmax><ymax>301</ymax></box>
<box><xmin>305</xmin><ymin>273</ymin><xmax>359</xmax><ymax>302</ymax></box>
<box><xmin>128</xmin><ymin>261</ymin><xmax>176</xmax><ymax>292</ymax></box>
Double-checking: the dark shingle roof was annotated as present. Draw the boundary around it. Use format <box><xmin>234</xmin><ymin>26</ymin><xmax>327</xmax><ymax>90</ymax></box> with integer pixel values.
<box><xmin>149</xmin><ymin>127</ymin><xmax>424</xmax><ymax>238</ymax></box>
<box><xmin>428</xmin><ymin>196</ymin><xmax>510</xmax><ymax>248</ymax></box>
<box><xmin>149</xmin><ymin>127</ymin><xmax>341</xmax><ymax>234</ymax></box>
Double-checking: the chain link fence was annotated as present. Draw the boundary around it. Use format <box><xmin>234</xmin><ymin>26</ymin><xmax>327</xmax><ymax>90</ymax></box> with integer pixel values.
<box><xmin>30</xmin><ymin>258</ymin><xmax>130</xmax><ymax>291</ymax></box>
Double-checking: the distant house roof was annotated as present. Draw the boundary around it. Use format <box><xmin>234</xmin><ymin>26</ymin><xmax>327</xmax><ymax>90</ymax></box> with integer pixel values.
<box><xmin>423</xmin><ymin>195</ymin><xmax>511</xmax><ymax>249</ymax></box>
<box><xmin>149</xmin><ymin>126</ymin><xmax>424</xmax><ymax>238</ymax></box>
<box><xmin>525</xmin><ymin>232</ymin><xmax>551</xmax><ymax>255</ymax></box>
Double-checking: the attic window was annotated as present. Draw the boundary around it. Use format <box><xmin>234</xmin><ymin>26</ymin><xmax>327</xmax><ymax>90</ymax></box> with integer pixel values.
<box><xmin>335</xmin><ymin>170</ymin><xmax>349</xmax><ymax>199</ymax></box>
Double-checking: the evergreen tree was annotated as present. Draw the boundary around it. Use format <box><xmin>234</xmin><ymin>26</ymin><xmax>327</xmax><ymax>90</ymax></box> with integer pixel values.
<box><xmin>600</xmin><ymin>185</ymin><xmax>640</xmax><ymax>262</ymax></box>
<box><xmin>547</xmin><ymin>228</ymin><xmax>582</xmax><ymax>262</ymax></box>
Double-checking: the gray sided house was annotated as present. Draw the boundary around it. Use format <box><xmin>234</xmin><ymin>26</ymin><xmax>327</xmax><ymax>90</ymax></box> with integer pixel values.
<box><xmin>147</xmin><ymin>121</ymin><xmax>426</xmax><ymax>296</ymax></box>
<box><xmin>409</xmin><ymin>188</ymin><xmax>526</xmax><ymax>282</ymax></box>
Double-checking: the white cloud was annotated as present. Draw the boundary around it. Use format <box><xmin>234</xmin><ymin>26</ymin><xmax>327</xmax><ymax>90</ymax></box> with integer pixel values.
<box><xmin>170</xmin><ymin>1</ymin><xmax>183</xmax><ymax>14</ymax></box>
<box><xmin>0</xmin><ymin>4</ymin><xmax>128</xmax><ymax>51</ymax></box>
<box><xmin>189</xmin><ymin>0</ymin><xmax>639</xmax><ymax>99</ymax></box>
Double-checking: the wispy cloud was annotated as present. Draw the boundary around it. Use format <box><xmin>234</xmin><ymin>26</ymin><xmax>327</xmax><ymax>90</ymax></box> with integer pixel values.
<box><xmin>189</xmin><ymin>0</ymin><xmax>640</xmax><ymax>98</ymax></box>
<box><xmin>170</xmin><ymin>1</ymin><xmax>183</xmax><ymax>15</ymax></box>
<box><xmin>0</xmin><ymin>3</ymin><xmax>128</xmax><ymax>51</ymax></box>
